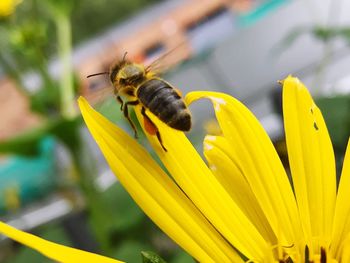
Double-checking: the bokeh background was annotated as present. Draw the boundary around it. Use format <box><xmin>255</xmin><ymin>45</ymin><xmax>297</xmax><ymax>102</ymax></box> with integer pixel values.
<box><xmin>0</xmin><ymin>0</ymin><xmax>350</xmax><ymax>262</ymax></box>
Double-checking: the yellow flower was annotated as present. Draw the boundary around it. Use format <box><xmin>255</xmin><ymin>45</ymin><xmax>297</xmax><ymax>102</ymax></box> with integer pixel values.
<box><xmin>0</xmin><ymin>0</ymin><xmax>22</xmax><ymax>17</ymax></box>
<box><xmin>1</xmin><ymin>76</ymin><xmax>350</xmax><ymax>262</ymax></box>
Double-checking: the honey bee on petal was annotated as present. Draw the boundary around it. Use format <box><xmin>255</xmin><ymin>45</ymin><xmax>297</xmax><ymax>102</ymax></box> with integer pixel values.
<box><xmin>87</xmin><ymin>52</ymin><xmax>191</xmax><ymax>152</ymax></box>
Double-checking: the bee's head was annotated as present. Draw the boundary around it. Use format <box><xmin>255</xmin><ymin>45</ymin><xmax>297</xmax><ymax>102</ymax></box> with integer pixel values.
<box><xmin>87</xmin><ymin>53</ymin><xmax>146</xmax><ymax>91</ymax></box>
<box><xmin>114</xmin><ymin>63</ymin><xmax>145</xmax><ymax>87</ymax></box>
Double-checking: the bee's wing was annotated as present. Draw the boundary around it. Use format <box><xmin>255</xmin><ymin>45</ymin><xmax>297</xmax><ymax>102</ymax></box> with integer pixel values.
<box><xmin>145</xmin><ymin>42</ymin><xmax>189</xmax><ymax>75</ymax></box>
<box><xmin>83</xmin><ymin>84</ymin><xmax>116</xmax><ymax>111</ymax></box>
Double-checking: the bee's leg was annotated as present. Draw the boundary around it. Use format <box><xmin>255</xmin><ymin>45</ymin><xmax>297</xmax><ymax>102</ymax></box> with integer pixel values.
<box><xmin>123</xmin><ymin>100</ymin><xmax>139</xmax><ymax>139</ymax></box>
<box><xmin>156</xmin><ymin>131</ymin><xmax>167</xmax><ymax>152</ymax></box>
<box><xmin>141</xmin><ymin>107</ymin><xmax>167</xmax><ymax>152</ymax></box>
<box><xmin>116</xmin><ymin>95</ymin><xmax>123</xmax><ymax>111</ymax></box>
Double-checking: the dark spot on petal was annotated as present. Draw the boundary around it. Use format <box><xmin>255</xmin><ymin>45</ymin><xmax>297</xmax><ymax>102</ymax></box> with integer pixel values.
<box><xmin>320</xmin><ymin>247</ymin><xmax>326</xmax><ymax>263</ymax></box>
<box><xmin>314</xmin><ymin>122</ymin><xmax>319</xmax><ymax>131</ymax></box>
<box><xmin>305</xmin><ymin>245</ymin><xmax>310</xmax><ymax>263</ymax></box>
<box><xmin>279</xmin><ymin>257</ymin><xmax>294</xmax><ymax>263</ymax></box>
<box><xmin>310</xmin><ymin>108</ymin><xmax>314</xmax><ymax>114</ymax></box>
<box><xmin>283</xmin><ymin>243</ymin><xmax>295</xmax><ymax>248</ymax></box>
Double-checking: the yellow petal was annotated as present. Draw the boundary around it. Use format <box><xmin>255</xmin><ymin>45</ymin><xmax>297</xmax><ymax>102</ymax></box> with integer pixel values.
<box><xmin>203</xmin><ymin>135</ymin><xmax>276</xmax><ymax>245</ymax></box>
<box><xmin>282</xmin><ymin>76</ymin><xmax>336</xmax><ymax>252</ymax></box>
<box><xmin>186</xmin><ymin>91</ymin><xmax>302</xmax><ymax>254</ymax></box>
<box><xmin>134</xmin><ymin>106</ymin><xmax>268</xmax><ymax>260</ymax></box>
<box><xmin>340</xmin><ymin>233</ymin><xmax>350</xmax><ymax>262</ymax></box>
<box><xmin>0</xmin><ymin>221</ymin><xmax>122</xmax><ymax>263</ymax></box>
<box><xmin>78</xmin><ymin>97</ymin><xmax>242</xmax><ymax>263</ymax></box>
<box><xmin>331</xmin><ymin>139</ymin><xmax>350</xmax><ymax>259</ymax></box>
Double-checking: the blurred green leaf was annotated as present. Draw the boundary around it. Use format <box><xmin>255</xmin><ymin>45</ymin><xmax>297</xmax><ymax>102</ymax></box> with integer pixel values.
<box><xmin>29</xmin><ymin>87</ymin><xmax>60</xmax><ymax>115</ymax></box>
<box><xmin>51</xmin><ymin>116</ymin><xmax>82</xmax><ymax>152</ymax></box>
<box><xmin>141</xmin><ymin>251</ymin><xmax>167</xmax><ymax>263</ymax></box>
<box><xmin>316</xmin><ymin>95</ymin><xmax>350</xmax><ymax>154</ymax></box>
<box><xmin>278</xmin><ymin>25</ymin><xmax>350</xmax><ymax>57</ymax></box>
<box><xmin>102</xmin><ymin>183</ymin><xmax>145</xmax><ymax>233</ymax></box>
<box><xmin>111</xmin><ymin>240</ymin><xmax>152</xmax><ymax>263</ymax></box>
<box><xmin>9</xmin><ymin>22</ymin><xmax>48</xmax><ymax>57</ymax></box>
<box><xmin>312</xmin><ymin>26</ymin><xmax>335</xmax><ymax>42</ymax></box>
<box><xmin>311</xmin><ymin>26</ymin><xmax>350</xmax><ymax>44</ymax></box>
<box><xmin>0</xmin><ymin>122</ymin><xmax>54</xmax><ymax>156</ymax></box>
<box><xmin>169</xmin><ymin>251</ymin><xmax>194</xmax><ymax>263</ymax></box>
<box><xmin>71</xmin><ymin>0</ymin><xmax>162</xmax><ymax>44</ymax></box>
<box><xmin>338</xmin><ymin>27</ymin><xmax>350</xmax><ymax>44</ymax></box>
<box><xmin>0</xmin><ymin>116</ymin><xmax>82</xmax><ymax>156</ymax></box>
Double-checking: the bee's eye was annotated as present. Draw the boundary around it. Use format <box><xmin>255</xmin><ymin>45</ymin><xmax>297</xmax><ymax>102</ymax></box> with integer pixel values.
<box><xmin>119</xmin><ymin>78</ymin><xmax>127</xmax><ymax>85</ymax></box>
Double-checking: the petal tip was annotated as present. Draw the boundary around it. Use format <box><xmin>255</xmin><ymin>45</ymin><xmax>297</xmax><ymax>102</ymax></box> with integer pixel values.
<box><xmin>77</xmin><ymin>96</ymin><xmax>86</xmax><ymax>103</ymax></box>
<box><xmin>77</xmin><ymin>96</ymin><xmax>92</xmax><ymax>114</ymax></box>
<box><xmin>203</xmin><ymin>141</ymin><xmax>214</xmax><ymax>151</ymax></box>
<box><xmin>77</xmin><ymin>96</ymin><xmax>86</xmax><ymax>107</ymax></box>
<box><xmin>205</xmin><ymin>135</ymin><xmax>217</xmax><ymax>142</ymax></box>
<box><xmin>285</xmin><ymin>75</ymin><xmax>300</xmax><ymax>84</ymax></box>
<box><xmin>209</xmin><ymin>164</ymin><xmax>217</xmax><ymax>171</ymax></box>
<box><xmin>203</xmin><ymin>135</ymin><xmax>217</xmax><ymax>151</ymax></box>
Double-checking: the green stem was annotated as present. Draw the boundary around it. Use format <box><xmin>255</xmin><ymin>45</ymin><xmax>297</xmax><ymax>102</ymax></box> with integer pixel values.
<box><xmin>55</xmin><ymin>11</ymin><xmax>75</xmax><ymax>119</ymax></box>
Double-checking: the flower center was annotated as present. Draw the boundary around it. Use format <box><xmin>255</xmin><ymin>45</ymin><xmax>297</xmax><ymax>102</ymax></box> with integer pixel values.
<box><xmin>277</xmin><ymin>246</ymin><xmax>338</xmax><ymax>263</ymax></box>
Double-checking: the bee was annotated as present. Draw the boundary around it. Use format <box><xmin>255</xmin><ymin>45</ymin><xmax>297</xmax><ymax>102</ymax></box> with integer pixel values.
<box><xmin>87</xmin><ymin>52</ymin><xmax>191</xmax><ymax>152</ymax></box>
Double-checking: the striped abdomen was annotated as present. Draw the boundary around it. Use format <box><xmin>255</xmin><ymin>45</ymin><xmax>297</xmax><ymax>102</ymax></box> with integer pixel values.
<box><xmin>137</xmin><ymin>78</ymin><xmax>191</xmax><ymax>131</ymax></box>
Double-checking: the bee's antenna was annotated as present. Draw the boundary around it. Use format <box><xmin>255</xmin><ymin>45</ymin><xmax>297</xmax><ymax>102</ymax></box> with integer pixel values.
<box><xmin>86</xmin><ymin>72</ymin><xmax>109</xmax><ymax>78</ymax></box>
<box><xmin>122</xmin><ymin>51</ymin><xmax>128</xmax><ymax>62</ymax></box>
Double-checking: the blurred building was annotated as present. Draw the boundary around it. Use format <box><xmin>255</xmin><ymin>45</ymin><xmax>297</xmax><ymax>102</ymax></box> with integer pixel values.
<box><xmin>78</xmin><ymin>0</ymin><xmax>259</xmax><ymax>101</ymax></box>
